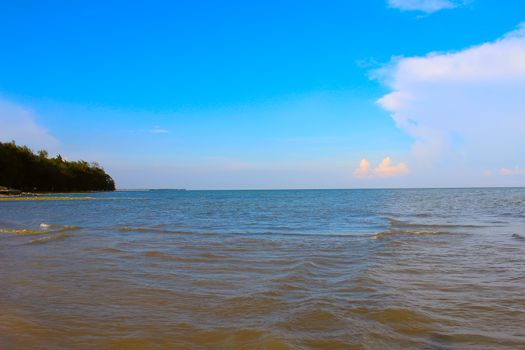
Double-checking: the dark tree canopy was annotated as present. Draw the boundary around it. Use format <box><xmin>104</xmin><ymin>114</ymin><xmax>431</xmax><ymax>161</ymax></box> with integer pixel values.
<box><xmin>0</xmin><ymin>141</ymin><xmax>115</xmax><ymax>192</ymax></box>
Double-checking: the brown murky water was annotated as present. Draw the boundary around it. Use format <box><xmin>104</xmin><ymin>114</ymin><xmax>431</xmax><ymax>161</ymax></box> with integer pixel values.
<box><xmin>1</xmin><ymin>189</ymin><xmax>524</xmax><ymax>349</ymax></box>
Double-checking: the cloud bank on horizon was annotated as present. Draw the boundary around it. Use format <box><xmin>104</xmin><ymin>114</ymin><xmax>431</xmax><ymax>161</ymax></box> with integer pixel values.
<box><xmin>387</xmin><ymin>0</ymin><xmax>466</xmax><ymax>13</ymax></box>
<box><xmin>372</xmin><ymin>23</ymin><xmax>525</xmax><ymax>182</ymax></box>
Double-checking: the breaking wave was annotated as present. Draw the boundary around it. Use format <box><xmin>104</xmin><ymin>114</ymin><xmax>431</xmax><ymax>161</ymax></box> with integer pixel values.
<box><xmin>40</xmin><ymin>223</ymin><xmax>81</xmax><ymax>232</ymax></box>
<box><xmin>0</xmin><ymin>224</ymin><xmax>81</xmax><ymax>236</ymax></box>
<box><xmin>0</xmin><ymin>228</ymin><xmax>48</xmax><ymax>235</ymax></box>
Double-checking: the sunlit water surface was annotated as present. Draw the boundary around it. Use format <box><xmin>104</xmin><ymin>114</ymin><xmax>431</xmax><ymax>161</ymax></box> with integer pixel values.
<box><xmin>1</xmin><ymin>188</ymin><xmax>524</xmax><ymax>349</ymax></box>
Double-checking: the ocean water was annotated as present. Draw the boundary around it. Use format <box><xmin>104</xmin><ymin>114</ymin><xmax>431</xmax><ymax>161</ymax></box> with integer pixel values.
<box><xmin>1</xmin><ymin>188</ymin><xmax>524</xmax><ymax>349</ymax></box>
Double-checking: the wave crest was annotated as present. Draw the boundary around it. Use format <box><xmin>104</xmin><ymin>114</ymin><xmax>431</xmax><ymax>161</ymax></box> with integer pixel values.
<box><xmin>372</xmin><ymin>229</ymin><xmax>449</xmax><ymax>239</ymax></box>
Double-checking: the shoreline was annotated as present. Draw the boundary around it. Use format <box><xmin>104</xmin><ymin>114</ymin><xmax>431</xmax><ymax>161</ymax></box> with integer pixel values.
<box><xmin>0</xmin><ymin>186</ymin><xmax>115</xmax><ymax>201</ymax></box>
<box><xmin>0</xmin><ymin>196</ymin><xmax>100</xmax><ymax>201</ymax></box>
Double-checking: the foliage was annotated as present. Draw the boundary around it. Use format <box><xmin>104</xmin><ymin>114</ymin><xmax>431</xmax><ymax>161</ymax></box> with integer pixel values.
<box><xmin>0</xmin><ymin>141</ymin><xmax>115</xmax><ymax>192</ymax></box>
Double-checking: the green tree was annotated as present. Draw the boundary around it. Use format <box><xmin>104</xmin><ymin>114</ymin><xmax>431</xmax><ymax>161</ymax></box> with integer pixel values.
<box><xmin>0</xmin><ymin>141</ymin><xmax>115</xmax><ymax>192</ymax></box>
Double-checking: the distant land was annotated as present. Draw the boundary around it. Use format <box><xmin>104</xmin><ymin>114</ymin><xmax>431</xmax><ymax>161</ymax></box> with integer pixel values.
<box><xmin>0</xmin><ymin>141</ymin><xmax>115</xmax><ymax>193</ymax></box>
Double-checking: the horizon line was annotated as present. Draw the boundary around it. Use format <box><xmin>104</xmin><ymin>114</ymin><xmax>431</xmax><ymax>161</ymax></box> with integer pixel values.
<box><xmin>115</xmin><ymin>186</ymin><xmax>525</xmax><ymax>191</ymax></box>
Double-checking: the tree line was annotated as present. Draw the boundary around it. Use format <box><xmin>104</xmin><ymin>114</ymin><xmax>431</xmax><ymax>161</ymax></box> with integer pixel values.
<box><xmin>0</xmin><ymin>141</ymin><xmax>115</xmax><ymax>192</ymax></box>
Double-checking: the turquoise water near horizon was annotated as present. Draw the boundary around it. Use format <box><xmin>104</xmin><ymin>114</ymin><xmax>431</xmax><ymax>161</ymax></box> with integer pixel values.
<box><xmin>1</xmin><ymin>188</ymin><xmax>525</xmax><ymax>349</ymax></box>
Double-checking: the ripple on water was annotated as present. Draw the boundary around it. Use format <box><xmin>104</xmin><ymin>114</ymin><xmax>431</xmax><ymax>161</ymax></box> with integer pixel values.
<box><xmin>2</xmin><ymin>189</ymin><xmax>525</xmax><ymax>349</ymax></box>
<box><xmin>189</xmin><ymin>329</ymin><xmax>294</xmax><ymax>350</ymax></box>
<box><xmin>142</xmin><ymin>250</ymin><xmax>177</xmax><ymax>260</ymax></box>
<box><xmin>30</xmin><ymin>234</ymin><xmax>68</xmax><ymax>244</ymax></box>
<box><xmin>116</xmin><ymin>227</ymin><xmax>192</xmax><ymax>234</ymax></box>
<box><xmin>99</xmin><ymin>247</ymin><xmax>127</xmax><ymax>254</ymax></box>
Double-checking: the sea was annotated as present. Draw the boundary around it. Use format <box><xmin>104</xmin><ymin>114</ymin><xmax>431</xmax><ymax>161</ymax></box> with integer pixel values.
<box><xmin>1</xmin><ymin>188</ymin><xmax>524</xmax><ymax>349</ymax></box>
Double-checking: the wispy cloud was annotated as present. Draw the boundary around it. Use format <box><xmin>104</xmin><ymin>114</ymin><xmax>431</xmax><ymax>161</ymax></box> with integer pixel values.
<box><xmin>375</xmin><ymin>24</ymin><xmax>525</xmax><ymax>174</ymax></box>
<box><xmin>499</xmin><ymin>167</ymin><xmax>525</xmax><ymax>176</ymax></box>
<box><xmin>387</xmin><ymin>0</ymin><xmax>465</xmax><ymax>13</ymax></box>
<box><xmin>149</xmin><ymin>126</ymin><xmax>169</xmax><ymax>134</ymax></box>
<box><xmin>354</xmin><ymin>157</ymin><xmax>408</xmax><ymax>178</ymax></box>
<box><xmin>0</xmin><ymin>98</ymin><xmax>59</xmax><ymax>152</ymax></box>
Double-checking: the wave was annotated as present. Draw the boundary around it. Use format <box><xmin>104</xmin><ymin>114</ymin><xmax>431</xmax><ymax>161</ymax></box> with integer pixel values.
<box><xmin>372</xmin><ymin>229</ymin><xmax>450</xmax><ymax>239</ymax></box>
<box><xmin>39</xmin><ymin>223</ymin><xmax>60</xmax><ymax>229</ymax></box>
<box><xmin>100</xmin><ymin>247</ymin><xmax>127</xmax><ymax>254</ymax></box>
<box><xmin>1</xmin><ymin>223</ymin><xmax>81</xmax><ymax>236</ymax></box>
<box><xmin>0</xmin><ymin>228</ymin><xmax>49</xmax><ymax>235</ymax></box>
<box><xmin>142</xmin><ymin>251</ymin><xmax>177</xmax><ymax>260</ymax></box>
<box><xmin>512</xmin><ymin>233</ymin><xmax>525</xmax><ymax>241</ymax></box>
<box><xmin>40</xmin><ymin>223</ymin><xmax>81</xmax><ymax>232</ymax></box>
<box><xmin>116</xmin><ymin>227</ymin><xmax>192</xmax><ymax>234</ymax></box>
<box><xmin>388</xmin><ymin>218</ymin><xmax>482</xmax><ymax>229</ymax></box>
<box><xmin>30</xmin><ymin>233</ymin><xmax>68</xmax><ymax>244</ymax></box>
<box><xmin>113</xmin><ymin>227</ymin><xmax>380</xmax><ymax>239</ymax></box>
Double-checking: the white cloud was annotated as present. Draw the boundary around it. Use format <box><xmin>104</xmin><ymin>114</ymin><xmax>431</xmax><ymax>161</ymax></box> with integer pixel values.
<box><xmin>387</xmin><ymin>0</ymin><xmax>463</xmax><ymax>13</ymax></box>
<box><xmin>0</xmin><ymin>98</ymin><xmax>59</xmax><ymax>152</ymax></box>
<box><xmin>376</xmin><ymin>24</ymin><xmax>525</xmax><ymax>176</ymax></box>
<box><xmin>353</xmin><ymin>157</ymin><xmax>408</xmax><ymax>178</ymax></box>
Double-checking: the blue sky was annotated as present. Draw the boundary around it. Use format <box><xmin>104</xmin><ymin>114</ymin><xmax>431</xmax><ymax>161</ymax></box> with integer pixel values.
<box><xmin>1</xmin><ymin>0</ymin><xmax>524</xmax><ymax>189</ymax></box>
